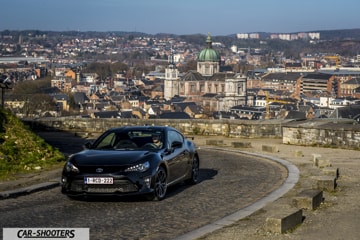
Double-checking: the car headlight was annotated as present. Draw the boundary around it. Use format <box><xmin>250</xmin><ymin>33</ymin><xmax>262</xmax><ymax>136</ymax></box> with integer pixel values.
<box><xmin>125</xmin><ymin>161</ymin><xmax>150</xmax><ymax>172</ymax></box>
<box><xmin>65</xmin><ymin>162</ymin><xmax>79</xmax><ymax>173</ymax></box>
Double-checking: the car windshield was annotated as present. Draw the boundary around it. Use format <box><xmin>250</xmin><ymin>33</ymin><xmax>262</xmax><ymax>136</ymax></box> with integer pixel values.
<box><xmin>92</xmin><ymin>129</ymin><xmax>165</xmax><ymax>150</ymax></box>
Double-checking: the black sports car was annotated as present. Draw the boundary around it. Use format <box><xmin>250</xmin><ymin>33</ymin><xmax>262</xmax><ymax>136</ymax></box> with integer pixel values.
<box><xmin>61</xmin><ymin>126</ymin><xmax>200</xmax><ymax>200</ymax></box>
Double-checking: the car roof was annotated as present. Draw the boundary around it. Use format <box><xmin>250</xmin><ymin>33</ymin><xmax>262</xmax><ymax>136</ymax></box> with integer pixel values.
<box><xmin>108</xmin><ymin>125</ymin><xmax>176</xmax><ymax>132</ymax></box>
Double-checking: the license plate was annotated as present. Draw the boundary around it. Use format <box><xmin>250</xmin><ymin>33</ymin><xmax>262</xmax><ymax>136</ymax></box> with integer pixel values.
<box><xmin>84</xmin><ymin>177</ymin><xmax>113</xmax><ymax>184</ymax></box>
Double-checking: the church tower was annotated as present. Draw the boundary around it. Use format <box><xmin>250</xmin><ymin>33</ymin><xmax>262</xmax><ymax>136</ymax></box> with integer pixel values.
<box><xmin>164</xmin><ymin>47</ymin><xmax>179</xmax><ymax>100</ymax></box>
<box><xmin>220</xmin><ymin>73</ymin><xmax>247</xmax><ymax>111</ymax></box>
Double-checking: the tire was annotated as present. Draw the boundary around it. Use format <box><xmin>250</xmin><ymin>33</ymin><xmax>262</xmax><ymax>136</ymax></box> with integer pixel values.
<box><xmin>146</xmin><ymin>166</ymin><xmax>168</xmax><ymax>201</ymax></box>
<box><xmin>185</xmin><ymin>155</ymin><xmax>199</xmax><ymax>185</ymax></box>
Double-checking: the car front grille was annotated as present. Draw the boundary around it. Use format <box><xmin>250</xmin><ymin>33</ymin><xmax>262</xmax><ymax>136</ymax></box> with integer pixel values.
<box><xmin>79</xmin><ymin>166</ymin><xmax>128</xmax><ymax>174</ymax></box>
<box><xmin>69</xmin><ymin>179</ymin><xmax>139</xmax><ymax>193</ymax></box>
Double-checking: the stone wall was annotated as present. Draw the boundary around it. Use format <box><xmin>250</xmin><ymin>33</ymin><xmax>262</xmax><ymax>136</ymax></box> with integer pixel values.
<box><xmin>24</xmin><ymin>117</ymin><xmax>285</xmax><ymax>138</ymax></box>
<box><xmin>24</xmin><ymin>117</ymin><xmax>360</xmax><ymax>150</ymax></box>
<box><xmin>282</xmin><ymin>119</ymin><xmax>360</xmax><ymax>149</ymax></box>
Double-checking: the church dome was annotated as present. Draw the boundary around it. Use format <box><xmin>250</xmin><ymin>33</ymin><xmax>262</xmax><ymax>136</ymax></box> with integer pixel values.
<box><xmin>197</xmin><ymin>33</ymin><xmax>220</xmax><ymax>62</ymax></box>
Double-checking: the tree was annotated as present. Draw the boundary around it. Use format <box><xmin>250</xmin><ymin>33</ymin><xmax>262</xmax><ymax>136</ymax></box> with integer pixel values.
<box><xmin>12</xmin><ymin>77</ymin><xmax>52</xmax><ymax>94</ymax></box>
<box><xmin>110</xmin><ymin>62</ymin><xmax>129</xmax><ymax>74</ymax></box>
<box><xmin>9</xmin><ymin>77</ymin><xmax>57</xmax><ymax>116</ymax></box>
<box><xmin>83</xmin><ymin>62</ymin><xmax>111</xmax><ymax>80</ymax></box>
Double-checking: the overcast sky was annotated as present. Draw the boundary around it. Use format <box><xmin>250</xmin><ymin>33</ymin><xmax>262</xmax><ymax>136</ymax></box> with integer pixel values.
<box><xmin>1</xmin><ymin>0</ymin><xmax>359</xmax><ymax>35</ymax></box>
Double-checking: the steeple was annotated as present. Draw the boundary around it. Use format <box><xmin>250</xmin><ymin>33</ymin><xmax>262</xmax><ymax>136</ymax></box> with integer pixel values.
<box><xmin>164</xmin><ymin>43</ymin><xmax>179</xmax><ymax>100</ymax></box>
<box><xmin>168</xmin><ymin>43</ymin><xmax>176</xmax><ymax>69</ymax></box>
<box><xmin>206</xmin><ymin>32</ymin><xmax>212</xmax><ymax>48</ymax></box>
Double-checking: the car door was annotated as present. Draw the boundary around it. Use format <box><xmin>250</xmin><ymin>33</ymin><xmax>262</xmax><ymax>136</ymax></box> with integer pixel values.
<box><xmin>166</xmin><ymin>130</ymin><xmax>190</xmax><ymax>182</ymax></box>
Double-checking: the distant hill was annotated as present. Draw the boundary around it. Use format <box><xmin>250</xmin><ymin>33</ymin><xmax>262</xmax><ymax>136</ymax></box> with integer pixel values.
<box><xmin>2</xmin><ymin>28</ymin><xmax>360</xmax><ymax>40</ymax></box>
<box><xmin>2</xmin><ymin>28</ymin><xmax>360</xmax><ymax>58</ymax></box>
<box><xmin>314</xmin><ymin>28</ymin><xmax>360</xmax><ymax>40</ymax></box>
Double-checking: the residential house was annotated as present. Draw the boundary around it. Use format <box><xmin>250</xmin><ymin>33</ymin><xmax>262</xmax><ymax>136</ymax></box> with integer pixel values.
<box><xmin>51</xmin><ymin>76</ymin><xmax>74</xmax><ymax>93</ymax></box>
<box><xmin>284</xmin><ymin>62</ymin><xmax>302</xmax><ymax>72</ymax></box>
<box><xmin>260</xmin><ymin>72</ymin><xmax>302</xmax><ymax>97</ymax></box>
<box><xmin>158</xmin><ymin>111</ymin><xmax>191</xmax><ymax>119</ymax></box>
<box><xmin>230</xmin><ymin>105</ymin><xmax>264</xmax><ymax>120</ymax></box>
<box><xmin>53</xmin><ymin>93</ymin><xmax>69</xmax><ymax>111</ymax></box>
<box><xmin>151</xmin><ymin>84</ymin><xmax>164</xmax><ymax>99</ymax></box>
<box><xmin>92</xmin><ymin>111</ymin><xmax>120</xmax><ymax>118</ymax></box>
<box><xmin>65</xmin><ymin>68</ymin><xmax>76</xmax><ymax>79</ymax></box>
<box><xmin>80</xmin><ymin>73</ymin><xmax>97</xmax><ymax>84</ymax></box>
<box><xmin>147</xmin><ymin>105</ymin><xmax>162</xmax><ymax>118</ymax></box>
<box><xmin>132</xmin><ymin>108</ymin><xmax>147</xmax><ymax>119</ymax></box>
<box><xmin>184</xmin><ymin>104</ymin><xmax>206</xmax><ymax>119</ymax></box>
<box><xmin>171</xmin><ymin>102</ymin><xmax>197</xmax><ymax>112</ymax></box>
<box><xmin>72</xmin><ymin>92</ymin><xmax>89</xmax><ymax>112</ymax></box>
<box><xmin>340</xmin><ymin>78</ymin><xmax>360</xmax><ymax>97</ymax></box>
<box><xmin>212</xmin><ymin>111</ymin><xmax>240</xmax><ymax>120</ymax></box>
<box><xmin>328</xmin><ymin>104</ymin><xmax>360</xmax><ymax>122</ymax></box>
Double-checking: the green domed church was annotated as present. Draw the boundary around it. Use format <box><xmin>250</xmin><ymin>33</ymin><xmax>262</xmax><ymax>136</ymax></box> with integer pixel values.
<box><xmin>197</xmin><ymin>33</ymin><xmax>221</xmax><ymax>76</ymax></box>
<box><xmin>164</xmin><ymin>33</ymin><xmax>247</xmax><ymax>112</ymax></box>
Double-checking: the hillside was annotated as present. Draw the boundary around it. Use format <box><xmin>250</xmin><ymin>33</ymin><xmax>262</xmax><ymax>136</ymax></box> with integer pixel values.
<box><xmin>0</xmin><ymin>109</ymin><xmax>65</xmax><ymax>180</ymax></box>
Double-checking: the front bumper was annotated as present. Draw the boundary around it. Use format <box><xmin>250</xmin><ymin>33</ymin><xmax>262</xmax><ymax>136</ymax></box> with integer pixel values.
<box><xmin>61</xmin><ymin>174</ymin><xmax>153</xmax><ymax>196</ymax></box>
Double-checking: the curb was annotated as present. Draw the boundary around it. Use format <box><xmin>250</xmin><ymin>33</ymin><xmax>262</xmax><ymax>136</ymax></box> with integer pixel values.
<box><xmin>0</xmin><ymin>179</ymin><xmax>60</xmax><ymax>200</ymax></box>
<box><xmin>173</xmin><ymin>147</ymin><xmax>299</xmax><ymax>240</ymax></box>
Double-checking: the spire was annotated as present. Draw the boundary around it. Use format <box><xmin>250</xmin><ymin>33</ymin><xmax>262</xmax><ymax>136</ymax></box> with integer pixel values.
<box><xmin>206</xmin><ymin>32</ymin><xmax>212</xmax><ymax>48</ymax></box>
<box><xmin>168</xmin><ymin>43</ymin><xmax>176</xmax><ymax>69</ymax></box>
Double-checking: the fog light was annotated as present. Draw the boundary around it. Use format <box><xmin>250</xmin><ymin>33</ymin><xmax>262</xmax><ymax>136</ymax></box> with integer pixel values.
<box><xmin>61</xmin><ymin>177</ymin><xmax>67</xmax><ymax>183</ymax></box>
<box><xmin>144</xmin><ymin>176</ymin><xmax>151</xmax><ymax>188</ymax></box>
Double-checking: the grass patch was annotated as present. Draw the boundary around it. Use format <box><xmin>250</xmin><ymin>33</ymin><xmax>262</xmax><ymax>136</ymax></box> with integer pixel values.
<box><xmin>0</xmin><ymin>109</ymin><xmax>65</xmax><ymax>180</ymax></box>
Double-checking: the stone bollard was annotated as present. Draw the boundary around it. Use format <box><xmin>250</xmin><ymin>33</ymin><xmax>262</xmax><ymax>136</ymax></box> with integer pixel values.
<box><xmin>265</xmin><ymin>207</ymin><xmax>303</xmax><ymax>234</ymax></box>
<box><xmin>293</xmin><ymin>189</ymin><xmax>323</xmax><ymax>210</ymax></box>
<box><xmin>293</xmin><ymin>150</ymin><xmax>304</xmax><ymax>157</ymax></box>
<box><xmin>313</xmin><ymin>158</ymin><xmax>332</xmax><ymax>168</ymax></box>
<box><xmin>262</xmin><ymin>145</ymin><xmax>279</xmax><ymax>153</ymax></box>
<box><xmin>313</xmin><ymin>176</ymin><xmax>337</xmax><ymax>191</ymax></box>
<box><xmin>312</xmin><ymin>153</ymin><xmax>321</xmax><ymax>162</ymax></box>
<box><xmin>206</xmin><ymin>139</ymin><xmax>224</xmax><ymax>146</ymax></box>
<box><xmin>322</xmin><ymin>167</ymin><xmax>340</xmax><ymax>179</ymax></box>
<box><xmin>231</xmin><ymin>142</ymin><xmax>252</xmax><ymax>148</ymax></box>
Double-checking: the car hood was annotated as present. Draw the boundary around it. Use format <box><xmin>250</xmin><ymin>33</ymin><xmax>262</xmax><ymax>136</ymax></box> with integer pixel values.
<box><xmin>69</xmin><ymin>149</ymin><xmax>155</xmax><ymax>166</ymax></box>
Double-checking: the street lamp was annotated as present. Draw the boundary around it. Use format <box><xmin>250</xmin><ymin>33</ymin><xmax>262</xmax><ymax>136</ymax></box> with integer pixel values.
<box><xmin>0</xmin><ymin>74</ymin><xmax>14</xmax><ymax>108</ymax></box>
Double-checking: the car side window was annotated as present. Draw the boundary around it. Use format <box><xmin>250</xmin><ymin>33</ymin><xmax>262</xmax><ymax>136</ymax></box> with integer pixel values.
<box><xmin>96</xmin><ymin>132</ymin><xmax>116</xmax><ymax>149</ymax></box>
<box><xmin>168</xmin><ymin>130</ymin><xmax>183</xmax><ymax>148</ymax></box>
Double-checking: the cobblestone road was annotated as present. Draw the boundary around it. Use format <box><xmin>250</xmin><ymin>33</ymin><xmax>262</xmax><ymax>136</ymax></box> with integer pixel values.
<box><xmin>0</xmin><ymin>131</ymin><xmax>288</xmax><ymax>239</ymax></box>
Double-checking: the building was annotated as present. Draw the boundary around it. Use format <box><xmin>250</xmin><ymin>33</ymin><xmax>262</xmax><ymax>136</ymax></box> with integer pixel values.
<box><xmin>260</xmin><ymin>72</ymin><xmax>302</xmax><ymax>97</ymax></box>
<box><xmin>51</xmin><ymin>76</ymin><xmax>74</xmax><ymax>93</ymax></box>
<box><xmin>340</xmin><ymin>78</ymin><xmax>360</xmax><ymax>97</ymax></box>
<box><xmin>164</xmin><ymin>33</ymin><xmax>247</xmax><ymax>111</ymax></box>
<box><xmin>301</xmin><ymin>73</ymin><xmax>336</xmax><ymax>95</ymax></box>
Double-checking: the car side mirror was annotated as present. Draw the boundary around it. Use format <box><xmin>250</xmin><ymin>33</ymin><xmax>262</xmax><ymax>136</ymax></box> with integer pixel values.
<box><xmin>83</xmin><ymin>141</ymin><xmax>93</xmax><ymax>149</ymax></box>
<box><xmin>171</xmin><ymin>141</ymin><xmax>182</xmax><ymax>149</ymax></box>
